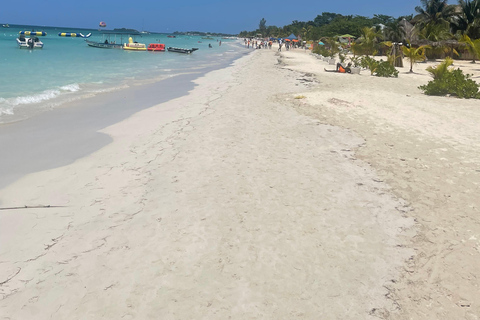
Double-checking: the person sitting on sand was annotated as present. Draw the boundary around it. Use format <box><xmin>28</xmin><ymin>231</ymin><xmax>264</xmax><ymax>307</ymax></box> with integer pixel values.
<box><xmin>324</xmin><ymin>62</ymin><xmax>352</xmax><ymax>73</ymax></box>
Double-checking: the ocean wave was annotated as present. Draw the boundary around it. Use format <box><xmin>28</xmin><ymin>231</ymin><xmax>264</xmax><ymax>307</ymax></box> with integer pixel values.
<box><xmin>11</xmin><ymin>89</ymin><xmax>61</xmax><ymax>106</ymax></box>
<box><xmin>3</xmin><ymin>83</ymin><xmax>82</xmax><ymax>107</ymax></box>
<box><xmin>59</xmin><ymin>83</ymin><xmax>81</xmax><ymax>92</ymax></box>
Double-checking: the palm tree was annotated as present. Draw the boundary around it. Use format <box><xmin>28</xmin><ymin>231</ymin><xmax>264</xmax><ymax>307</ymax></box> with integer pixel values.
<box><xmin>417</xmin><ymin>21</ymin><xmax>457</xmax><ymax>59</ymax></box>
<box><xmin>323</xmin><ymin>37</ymin><xmax>341</xmax><ymax>58</ymax></box>
<box><xmin>301</xmin><ymin>26</ymin><xmax>313</xmax><ymax>41</ymax></box>
<box><xmin>415</xmin><ymin>0</ymin><xmax>456</xmax><ymax>27</ymax></box>
<box><xmin>403</xmin><ymin>43</ymin><xmax>430</xmax><ymax>72</ymax></box>
<box><xmin>383</xmin><ymin>21</ymin><xmax>406</xmax><ymax>42</ymax></box>
<box><xmin>450</xmin><ymin>0</ymin><xmax>480</xmax><ymax>39</ymax></box>
<box><xmin>259</xmin><ymin>18</ymin><xmax>267</xmax><ymax>37</ymax></box>
<box><xmin>459</xmin><ymin>34</ymin><xmax>480</xmax><ymax>62</ymax></box>
<box><xmin>383</xmin><ymin>20</ymin><xmax>407</xmax><ymax>67</ymax></box>
<box><xmin>356</xmin><ymin>26</ymin><xmax>381</xmax><ymax>56</ymax></box>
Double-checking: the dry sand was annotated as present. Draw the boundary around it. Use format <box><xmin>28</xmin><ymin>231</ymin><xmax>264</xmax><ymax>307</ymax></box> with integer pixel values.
<box><xmin>0</xmin><ymin>45</ymin><xmax>479</xmax><ymax>319</ymax></box>
<box><xmin>280</xmin><ymin>49</ymin><xmax>480</xmax><ymax>319</ymax></box>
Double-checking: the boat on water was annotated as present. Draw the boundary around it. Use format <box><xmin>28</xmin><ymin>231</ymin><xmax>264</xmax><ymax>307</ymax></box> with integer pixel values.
<box><xmin>147</xmin><ymin>43</ymin><xmax>165</xmax><ymax>51</ymax></box>
<box><xmin>86</xmin><ymin>30</ymin><xmax>140</xmax><ymax>49</ymax></box>
<box><xmin>167</xmin><ymin>47</ymin><xmax>199</xmax><ymax>54</ymax></box>
<box><xmin>86</xmin><ymin>39</ymin><xmax>123</xmax><ymax>49</ymax></box>
<box><xmin>123</xmin><ymin>37</ymin><xmax>146</xmax><ymax>51</ymax></box>
<box><xmin>2</xmin><ymin>24</ymin><xmax>9</xmax><ymax>28</ymax></box>
<box><xmin>16</xmin><ymin>31</ymin><xmax>46</xmax><ymax>49</ymax></box>
<box><xmin>167</xmin><ymin>35</ymin><xmax>176</xmax><ymax>38</ymax></box>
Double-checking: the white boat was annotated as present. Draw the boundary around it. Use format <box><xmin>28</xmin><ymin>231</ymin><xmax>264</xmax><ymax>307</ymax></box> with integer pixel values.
<box><xmin>16</xmin><ymin>31</ymin><xmax>46</xmax><ymax>49</ymax></box>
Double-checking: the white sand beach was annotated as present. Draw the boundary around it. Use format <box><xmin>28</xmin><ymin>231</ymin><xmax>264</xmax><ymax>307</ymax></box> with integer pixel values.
<box><xmin>1</xmin><ymin>45</ymin><xmax>479</xmax><ymax>319</ymax></box>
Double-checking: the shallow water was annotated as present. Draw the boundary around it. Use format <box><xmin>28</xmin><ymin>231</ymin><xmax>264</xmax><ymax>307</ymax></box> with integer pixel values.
<box><xmin>0</xmin><ymin>24</ymin><xmax>243</xmax><ymax>123</ymax></box>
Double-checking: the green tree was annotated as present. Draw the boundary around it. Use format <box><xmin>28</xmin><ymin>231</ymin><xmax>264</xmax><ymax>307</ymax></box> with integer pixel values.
<box><xmin>323</xmin><ymin>37</ymin><xmax>341</xmax><ymax>58</ymax></box>
<box><xmin>301</xmin><ymin>26</ymin><xmax>314</xmax><ymax>40</ymax></box>
<box><xmin>372</xmin><ymin>14</ymin><xmax>395</xmax><ymax>25</ymax></box>
<box><xmin>259</xmin><ymin>18</ymin><xmax>267</xmax><ymax>36</ymax></box>
<box><xmin>314</xmin><ymin>12</ymin><xmax>342</xmax><ymax>27</ymax></box>
<box><xmin>403</xmin><ymin>43</ymin><xmax>430</xmax><ymax>72</ymax></box>
<box><xmin>418</xmin><ymin>21</ymin><xmax>456</xmax><ymax>59</ymax></box>
<box><xmin>459</xmin><ymin>34</ymin><xmax>480</xmax><ymax>62</ymax></box>
<box><xmin>356</xmin><ymin>26</ymin><xmax>382</xmax><ymax>56</ymax></box>
<box><xmin>414</xmin><ymin>0</ymin><xmax>456</xmax><ymax>27</ymax></box>
<box><xmin>450</xmin><ymin>0</ymin><xmax>480</xmax><ymax>39</ymax></box>
<box><xmin>383</xmin><ymin>20</ymin><xmax>406</xmax><ymax>42</ymax></box>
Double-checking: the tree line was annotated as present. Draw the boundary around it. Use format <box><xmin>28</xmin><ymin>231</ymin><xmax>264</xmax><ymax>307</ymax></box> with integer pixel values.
<box><xmin>239</xmin><ymin>0</ymin><xmax>480</xmax><ymax>44</ymax></box>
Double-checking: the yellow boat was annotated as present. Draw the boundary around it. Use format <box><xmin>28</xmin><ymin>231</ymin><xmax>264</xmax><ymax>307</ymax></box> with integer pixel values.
<box><xmin>123</xmin><ymin>37</ymin><xmax>146</xmax><ymax>51</ymax></box>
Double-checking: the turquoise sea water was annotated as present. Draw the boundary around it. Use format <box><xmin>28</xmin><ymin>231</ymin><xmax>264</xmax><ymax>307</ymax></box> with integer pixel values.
<box><xmin>0</xmin><ymin>24</ymin><xmax>243</xmax><ymax>124</ymax></box>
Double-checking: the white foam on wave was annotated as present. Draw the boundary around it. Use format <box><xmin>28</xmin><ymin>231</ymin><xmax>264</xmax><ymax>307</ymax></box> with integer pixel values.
<box><xmin>0</xmin><ymin>98</ymin><xmax>13</xmax><ymax>116</ymax></box>
<box><xmin>11</xmin><ymin>89</ymin><xmax>61</xmax><ymax>106</ymax></box>
<box><xmin>5</xmin><ymin>83</ymin><xmax>82</xmax><ymax>107</ymax></box>
<box><xmin>0</xmin><ymin>83</ymin><xmax>85</xmax><ymax>122</ymax></box>
<box><xmin>60</xmin><ymin>83</ymin><xmax>81</xmax><ymax>92</ymax></box>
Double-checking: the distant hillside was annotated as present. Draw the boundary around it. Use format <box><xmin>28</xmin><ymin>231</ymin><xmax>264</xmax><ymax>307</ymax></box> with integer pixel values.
<box><xmin>173</xmin><ymin>31</ymin><xmax>236</xmax><ymax>37</ymax></box>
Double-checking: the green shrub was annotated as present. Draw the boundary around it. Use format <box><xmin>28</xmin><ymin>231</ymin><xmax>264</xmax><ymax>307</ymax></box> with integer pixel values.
<box><xmin>374</xmin><ymin>60</ymin><xmax>399</xmax><ymax>78</ymax></box>
<box><xmin>360</xmin><ymin>56</ymin><xmax>379</xmax><ymax>75</ymax></box>
<box><xmin>358</xmin><ymin>56</ymin><xmax>398</xmax><ymax>77</ymax></box>
<box><xmin>419</xmin><ymin>68</ymin><xmax>480</xmax><ymax>99</ymax></box>
<box><xmin>313</xmin><ymin>45</ymin><xmax>329</xmax><ymax>56</ymax></box>
<box><xmin>425</xmin><ymin>57</ymin><xmax>453</xmax><ymax>80</ymax></box>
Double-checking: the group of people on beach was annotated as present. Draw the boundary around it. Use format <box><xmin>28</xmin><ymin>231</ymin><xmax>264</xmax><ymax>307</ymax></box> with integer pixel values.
<box><xmin>244</xmin><ymin>39</ymin><xmax>272</xmax><ymax>49</ymax></box>
<box><xmin>244</xmin><ymin>38</ymin><xmax>303</xmax><ymax>51</ymax></box>
<box><xmin>277</xmin><ymin>39</ymin><xmax>297</xmax><ymax>52</ymax></box>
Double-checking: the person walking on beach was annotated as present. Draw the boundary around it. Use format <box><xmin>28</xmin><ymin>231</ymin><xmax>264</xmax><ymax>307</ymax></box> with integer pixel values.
<box><xmin>278</xmin><ymin>39</ymin><xmax>283</xmax><ymax>52</ymax></box>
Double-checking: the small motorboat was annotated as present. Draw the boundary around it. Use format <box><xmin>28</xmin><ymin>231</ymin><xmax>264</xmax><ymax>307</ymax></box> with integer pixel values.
<box><xmin>123</xmin><ymin>37</ymin><xmax>146</xmax><ymax>51</ymax></box>
<box><xmin>17</xmin><ymin>31</ymin><xmax>46</xmax><ymax>49</ymax></box>
<box><xmin>167</xmin><ymin>35</ymin><xmax>176</xmax><ymax>38</ymax></box>
<box><xmin>167</xmin><ymin>47</ymin><xmax>198</xmax><ymax>54</ymax></box>
<box><xmin>147</xmin><ymin>43</ymin><xmax>165</xmax><ymax>51</ymax></box>
<box><xmin>86</xmin><ymin>39</ymin><xmax>122</xmax><ymax>49</ymax></box>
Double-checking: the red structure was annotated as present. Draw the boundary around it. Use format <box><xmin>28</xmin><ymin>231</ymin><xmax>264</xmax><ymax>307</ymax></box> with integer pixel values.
<box><xmin>147</xmin><ymin>43</ymin><xmax>166</xmax><ymax>51</ymax></box>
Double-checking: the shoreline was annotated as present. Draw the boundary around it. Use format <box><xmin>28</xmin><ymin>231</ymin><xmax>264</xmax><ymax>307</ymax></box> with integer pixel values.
<box><xmin>0</xmin><ymin>36</ymin><xmax>245</xmax><ymax>125</ymax></box>
<box><xmin>0</xmin><ymin>45</ymin><xmax>479</xmax><ymax>319</ymax></box>
<box><xmin>0</xmin><ymin>45</ymin><xmax>249</xmax><ymax>191</ymax></box>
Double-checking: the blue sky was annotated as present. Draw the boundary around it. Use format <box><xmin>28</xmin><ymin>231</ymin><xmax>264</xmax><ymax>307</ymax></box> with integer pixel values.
<box><xmin>1</xmin><ymin>0</ymin><xmax>423</xmax><ymax>34</ymax></box>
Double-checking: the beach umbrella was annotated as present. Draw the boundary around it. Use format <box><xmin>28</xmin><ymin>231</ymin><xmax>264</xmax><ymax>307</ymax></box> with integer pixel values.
<box><xmin>318</xmin><ymin>41</ymin><xmax>324</xmax><ymax>45</ymax></box>
<box><xmin>292</xmin><ymin>39</ymin><xmax>299</xmax><ymax>42</ymax></box>
<box><xmin>339</xmin><ymin>34</ymin><xmax>355</xmax><ymax>38</ymax></box>
<box><xmin>99</xmin><ymin>21</ymin><xmax>107</xmax><ymax>28</ymax></box>
<box><xmin>285</xmin><ymin>39</ymin><xmax>291</xmax><ymax>42</ymax></box>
